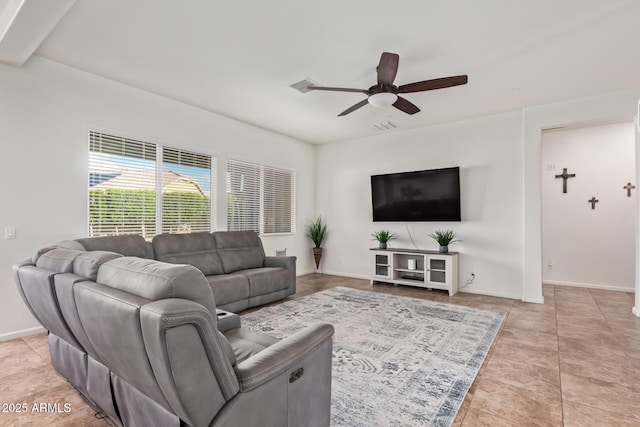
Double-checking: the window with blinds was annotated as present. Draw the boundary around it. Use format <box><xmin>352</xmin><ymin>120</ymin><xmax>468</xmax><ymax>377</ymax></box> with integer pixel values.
<box><xmin>227</xmin><ymin>159</ymin><xmax>296</xmax><ymax>235</ymax></box>
<box><xmin>89</xmin><ymin>132</ymin><xmax>157</xmax><ymax>239</ymax></box>
<box><xmin>161</xmin><ymin>147</ymin><xmax>213</xmax><ymax>234</ymax></box>
<box><xmin>88</xmin><ymin>131</ymin><xmax>214</xmax><ymax>239</ymax></box>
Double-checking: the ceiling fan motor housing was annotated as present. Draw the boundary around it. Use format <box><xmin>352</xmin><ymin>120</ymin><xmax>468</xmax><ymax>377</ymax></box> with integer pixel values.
<box><xmin>368</xmin><ymin>84</ymin><xmax>398</xmax><ymax>95</ymax></box>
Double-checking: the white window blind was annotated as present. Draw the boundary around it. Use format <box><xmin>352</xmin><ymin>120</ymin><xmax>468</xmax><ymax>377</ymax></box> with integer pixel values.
<box><xmin>227</xmin><ymin>160</ymin><xmax>260</xmax><ymax>233</ymax></box>
<box><xmin>88</xmin><ymin>131</ymin><xmax>215</xmax><ymax>239</ymax></box>
<box><xmin>161</xmin><ymin>147</ymin><xmax>213</xmax><ymax>234</ymax></box>
<box><xmin>263</xmin><ymin>166</ymin><xmax>296</xmax><ymax>234</ymax></box>
<box><xmin>227</xmin><ymin>159</ymin><xmax>296</xmax><ymax>235</ymax></box>
<box><xmin>89</xmin><ymin>132</ymin><xmax>157</xmax><ymax>239</ymax></box>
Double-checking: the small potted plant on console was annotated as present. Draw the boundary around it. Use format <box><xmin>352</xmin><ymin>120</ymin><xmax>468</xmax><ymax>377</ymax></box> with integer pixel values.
<box><xmin>371</xmin><ymin>230</ymin><xmax>396</xmax><ymax>250</ymax></box>
<box><xmin>428</xmin><ymin>229</ymin><xmax>459</xmax><ymax>253</ymax></box>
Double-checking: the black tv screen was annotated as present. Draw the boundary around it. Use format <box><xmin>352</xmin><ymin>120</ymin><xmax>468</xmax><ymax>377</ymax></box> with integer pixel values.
<box><xmin>371</xmin><ymin>167</ymin><xmax>461</xmax><ymax>222</ymax></box>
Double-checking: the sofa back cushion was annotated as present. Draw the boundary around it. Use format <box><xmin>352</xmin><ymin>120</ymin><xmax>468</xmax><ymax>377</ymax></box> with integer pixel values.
<box><xmin>17</xmin><ymin>249</ymin><xmax>88</xmax><ymax>350</ymax></box>
<box><xmin>213</xmin><ymin>231</ymin><xmax>265</xmax><ymax>273</ymax></box>
<box><xmin>35</xmin><ymin>248</ymin><xmax>84</xmax><ymax>273</ymax></box>
<box><xmin>96</xmin><ymin>257</ymin><xmax>217</xmax><ymax>316</ymax></box>
<box><xmin>152</xmin><ymin>232</ymin><xmax>224</xmax><ymax>275</ymax></box>
<box><xmin>76</xmin><ymin>235</ymin><xmax>154</xmax><ymax>259</ymax></box>
<box><xmin>73</xmin><ymin>251</ymin><xmax>123</xmax><ymax>281</ymax></box>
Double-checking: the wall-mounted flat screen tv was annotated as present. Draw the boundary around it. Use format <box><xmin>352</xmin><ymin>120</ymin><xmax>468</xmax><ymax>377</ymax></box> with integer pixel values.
<box><xmin>371</xmin><ymin>167</ymin><xmax>461</xmax><ymax>222</ymax></box>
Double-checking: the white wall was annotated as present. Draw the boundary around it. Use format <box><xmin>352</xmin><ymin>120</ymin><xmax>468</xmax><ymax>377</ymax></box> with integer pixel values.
<box><xmin>316</xmin><ymin>111</ymin><xmax>526</xmax><ymax>299</ymax></box>
<box><xmin>318</xmin><ymin>89</ymin><xmax>640</xmax><ymax>303</ymax></box>
<box><xmin>523</xmin><ymin>89</ymin><xmax>640</xmax><ymax>304</ymax></box>
<box><xmin>541</xmin><ymin>122</ymin><xmax>636</xmax><ymax>291</ymax></box>
<box><xmin>0</xmin><ymin>56</ymin><xmax>316</xmax><ymax>340</ymax></box>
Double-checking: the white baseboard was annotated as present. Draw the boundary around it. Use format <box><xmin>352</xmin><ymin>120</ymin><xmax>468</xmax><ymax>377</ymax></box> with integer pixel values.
<box><xmin>320</xmin><ymin>270</ymin><xmax>371</xmax><ymax>281</ymax></box>
<box><xmin>0</xmin><ymin>326</ymin><xmax>46</xmax><ymax>342</ymax></box>
<box><xmin>313</xmin><ymin>272</ymin><xmax>533</xmax><ymax>302</ymax></box>
<box><xmin>633</xmin><ymin>306</ymin><xmax>640</xmax><ymax>317</ymax></box>
<box><xmin>297</xmin><ymin>269</ymin><xmax>316</xmax><ymax>276</ymax></box>
<box><xmin>543</xmin><ymin>280</ymin><xmax>634</xmax><ymax>292</ymax></box>
<box><xmin>521</xmin><ymin>295</ymin><xmax>545</xmax><ymax>304</ymax></box>
<box><xmin>458</xmin><ymin>286</ymin><xmax>525</xmax><ymax>301</ymax></box>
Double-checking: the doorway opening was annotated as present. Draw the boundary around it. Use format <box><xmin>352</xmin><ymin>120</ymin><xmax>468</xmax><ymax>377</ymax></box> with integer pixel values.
<box><xmin>541</xmin><ymin>121</ymin><xmax>636</xmax><ymax>292</ymax></box>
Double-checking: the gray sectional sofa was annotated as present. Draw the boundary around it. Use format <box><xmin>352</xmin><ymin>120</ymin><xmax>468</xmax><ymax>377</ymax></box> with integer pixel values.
<box><xmin>64</xmin><ymin>231</ymin><xmax>296</xmax><ymax>312</ymax></box>
<box><xmin>13</xmin><ymin>232</ymin><xmax>334</xmax><ymax>426</ymax></box>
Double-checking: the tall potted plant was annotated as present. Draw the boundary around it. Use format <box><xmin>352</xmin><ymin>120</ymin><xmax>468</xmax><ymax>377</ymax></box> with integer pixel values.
<box><xmin>428</xmin><ymin>229</ymin><xmax>459</xmax><ymax>253</ymax></box>
<box><xmin>306</xmin><ymin>216</ymin><xmax>328</xmax><ymax>269</ymax></box>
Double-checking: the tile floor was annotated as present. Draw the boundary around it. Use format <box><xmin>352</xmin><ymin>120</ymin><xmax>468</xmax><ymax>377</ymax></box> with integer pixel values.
<box><xmin>1</xmin><ymin>273</ymin><xmax>638</xmax><ymax>426</ymax></box>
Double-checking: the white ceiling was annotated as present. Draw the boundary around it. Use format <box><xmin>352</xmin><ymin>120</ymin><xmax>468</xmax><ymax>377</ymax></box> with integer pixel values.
<box><xmin>21</xmin><ymin>0</ymin><xmax>640</xmax><ymax>143</ymax></box>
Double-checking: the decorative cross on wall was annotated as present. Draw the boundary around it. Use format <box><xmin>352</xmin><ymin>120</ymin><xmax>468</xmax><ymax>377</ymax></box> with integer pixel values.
<box><xmin>623</xmin><ymin>182</ymin><xmax>636</xmax><ymax>197</ymax></box>
<box><xmin>554</xmin><ymin>168</ymin><xmax>576</xmax><ymax>193</ymax></box>
<box><xmin>588</xmin><ymin>197</ymin><xmax>599</xmax><ymax>209</ymax></box>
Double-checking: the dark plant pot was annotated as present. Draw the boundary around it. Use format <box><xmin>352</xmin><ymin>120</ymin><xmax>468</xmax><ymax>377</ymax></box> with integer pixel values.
<box><xmin>313</xmin><ymin>247</ymin><xmax>323</xmax><ymax>269</ymax></box>
<box><xmin>379</xmin><ymin>242</ymin><xmax>387</xmax><ymax>249</ymax></box>
<box><xmin>439</xmin><ymin>245</ymin><xmax>449</xmax><ymax>253</ymax></box>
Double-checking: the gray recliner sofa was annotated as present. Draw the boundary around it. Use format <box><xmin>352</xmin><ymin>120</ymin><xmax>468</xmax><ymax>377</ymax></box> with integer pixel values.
<box><xmin>13</xmin><ymin>248</ymin><xmax>334</xmax><ymax>427</ymax></box>
<box><xmin>56</xmin><ymin>231</ymin><xmax>297</xmax><ymax>312</ymax></box>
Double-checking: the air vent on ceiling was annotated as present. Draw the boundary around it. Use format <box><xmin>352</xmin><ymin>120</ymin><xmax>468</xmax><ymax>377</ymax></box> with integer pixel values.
<box><xmin>373</xmin><ymin>121</ymin><xmax>398</xmax><ymax>131</ymax></box>
<box><xmin>290</xmin><ymin>78</ymin><xmax>320</xmax><ymax>93</ymax></box>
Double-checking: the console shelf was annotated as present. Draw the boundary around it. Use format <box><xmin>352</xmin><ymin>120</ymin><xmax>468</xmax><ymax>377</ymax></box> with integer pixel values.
<box><xmin>370</xmin><ymin>248</ymin><xmax>459</xmax><ymax>296</ymax></box>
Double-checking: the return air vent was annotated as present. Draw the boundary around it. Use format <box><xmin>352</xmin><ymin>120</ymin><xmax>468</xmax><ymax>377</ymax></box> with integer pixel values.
<box><xmin>290</xmin><ymin>78</ymin><xmax>320</xmax><ymax>93</ymax></box>
<box><xmin>373</xmin><ymin>121</ymin><xmax>398</xmax><ymax>131</ymax></box>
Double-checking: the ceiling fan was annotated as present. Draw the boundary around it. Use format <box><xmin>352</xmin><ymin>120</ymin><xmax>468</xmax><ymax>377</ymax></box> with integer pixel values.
<box><xmin>307</xmin><ymin>52</ymin><xmax>468</xmax><ymax>116</ymax></box>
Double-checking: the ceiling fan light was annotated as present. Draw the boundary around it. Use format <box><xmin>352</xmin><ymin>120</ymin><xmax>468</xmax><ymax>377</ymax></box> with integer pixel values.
<box><xmin>368</xmin><ymin>92</ymin><xmax>398</xmax><ymax>108</ymax></box>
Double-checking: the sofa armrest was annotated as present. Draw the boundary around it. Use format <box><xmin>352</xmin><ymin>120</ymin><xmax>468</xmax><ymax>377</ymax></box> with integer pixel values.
<box><xmin>264</xmin><ymin>255</ymin><xmax>296</xmax><ymax>270</ymax></box>
<box><xmin>141</xmin><ymin>299</ymin><xmax>240</xmax><ymax>395</ymax></box>
<box><xmin>234</xmin><ymin>322</ymin><xmax>334</xmax><ymax>392</ymax></box>
<box><xmin>264</xmin><ymin>256</ymin><xmax>297</xmax><ymax>294</ymax></box>
<box><xmin>140</xmin><ymin>299</ymin><xmax>241</xmax><ymax>427</ymax></box>
<box><xmin>216</xmin><ymin>309</ymin><xmax>241</xmax><ymax>333</ymax></box>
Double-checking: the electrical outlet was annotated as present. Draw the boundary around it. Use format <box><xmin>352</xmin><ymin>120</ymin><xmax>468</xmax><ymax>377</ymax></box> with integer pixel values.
<box><xmin>466</xmin><ymin>273</ymin><xmax>476</xmax><ymax>286</ymax></box>
<box><xmin>547</xmin><ymin>164</ymin><xmax>556</xmax><ymax>172</ymax></box>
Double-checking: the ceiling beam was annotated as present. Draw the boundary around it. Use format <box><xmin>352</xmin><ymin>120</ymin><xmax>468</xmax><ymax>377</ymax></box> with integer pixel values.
<box><xmin>0</xmin><ymin>0</ymin><xmax>76</xmax><ymax>67</ymax></box>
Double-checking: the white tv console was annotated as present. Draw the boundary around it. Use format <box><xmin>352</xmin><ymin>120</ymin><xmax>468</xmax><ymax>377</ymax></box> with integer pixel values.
<box><xmin>370</xmin><ymin>248</ymin><xmax>459</xmax><ymax>296</ymax></box>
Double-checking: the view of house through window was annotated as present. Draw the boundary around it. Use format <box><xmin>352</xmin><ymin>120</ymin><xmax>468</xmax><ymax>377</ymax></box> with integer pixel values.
<box><xmin>161</xmin><ymin>147</ymin><xmax>213</xmax><ymax>234</ymax></box>
<box><xmin>88</xmin><ymin>131</ymin><xmax>213</xmax><ymax>239</ymax></box>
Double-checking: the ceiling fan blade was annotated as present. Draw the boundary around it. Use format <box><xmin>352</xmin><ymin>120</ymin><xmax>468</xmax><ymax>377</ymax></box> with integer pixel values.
<box><xmin>398</xmin><ymin>75</ymin><xmax>468</xmax><ymax>94</ymax></box>
<box><xmin>338</xmin><ymin>99</ymin><xmax>369</xmax><ymax>116</ymax></box>
<box><xmin>377</xmin><ymin>52</ymin><xmax>399</xmax><ymax>85</ymax></box>
<box><xmin>307</xmin><ymin>85</ymin><xmax>368</xmax><ymax>94</ymax></box>
<box><xmin>393</xmin><ymin>96</ymin><xmax>420</xmax><ymax>115</ymax></box>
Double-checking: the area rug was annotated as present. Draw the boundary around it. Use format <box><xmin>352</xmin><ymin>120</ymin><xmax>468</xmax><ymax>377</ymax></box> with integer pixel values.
<box><xmin>241</xmin><ymin>286</ymin><xmax>505</xmax><ymax>426</ymax></box>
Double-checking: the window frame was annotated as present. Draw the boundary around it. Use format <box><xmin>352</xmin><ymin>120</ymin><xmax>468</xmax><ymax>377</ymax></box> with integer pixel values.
<box><xmin>87</xmin><ymin>130</ymin><xmax>216</xmax><ymax>239</ymax></box>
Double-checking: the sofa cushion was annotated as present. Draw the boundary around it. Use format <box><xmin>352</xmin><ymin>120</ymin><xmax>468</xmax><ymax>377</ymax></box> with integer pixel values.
<box><xmin>206</xmin><ymin>273</ymin><xmax>250</xmax><ymax>308</ymax></box>
<box><xmin>152</xmin><ymin>233</ymin><xmax>224</xmax><ymax>275</ymax></box>
<box><xmin>35</xmin><ymin>248</ymin><xmax>85</xmax><ymax>273</ymax></box>
<box><xmin>73</xmin><ymin>251</ymin><xmax>123</xmax><ymax>281</ymax></box>
<box><xmin>213</xmin><ymin>231</ymin><xmax>265</xmax><ymax>273</ymax></box>
<box><xmin>243</xmin><ymin>267</ymin><xmax>290</xmax><ymax>295</ymax></box>
<box><xmin>97</xmin><ymin>257</ymin><xmax>217</xmax><ymax>317</ymax></box>
<box><xmin>76</xmin><ymin>235</ymin><xmax>153</xmax><ymax>259</ymax></box>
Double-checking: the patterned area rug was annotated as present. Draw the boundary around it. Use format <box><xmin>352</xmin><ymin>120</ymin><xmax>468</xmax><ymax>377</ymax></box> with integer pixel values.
<box><xmin>241</xmin><ymin>286</ymin><xmax>505</xmax><ymax>427</ymax></box>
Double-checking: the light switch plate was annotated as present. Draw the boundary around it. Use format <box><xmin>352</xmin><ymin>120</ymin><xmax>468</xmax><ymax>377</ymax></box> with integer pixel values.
<box><xmin>5</xmin><ymin>227</ymin><xmax>16</xmax><ymax>239</ymax></box>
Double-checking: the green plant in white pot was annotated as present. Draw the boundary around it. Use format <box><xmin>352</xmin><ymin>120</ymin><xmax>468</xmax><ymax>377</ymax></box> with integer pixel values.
<box><xmin>428</xmin><ymin>229</ymin><xmax>459</xmax><ymax>253</ymax></box>
<box><xmin>371</xmin><ymin>230</ymin><xmax>396</xmax><ymax>250</ymax></box>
